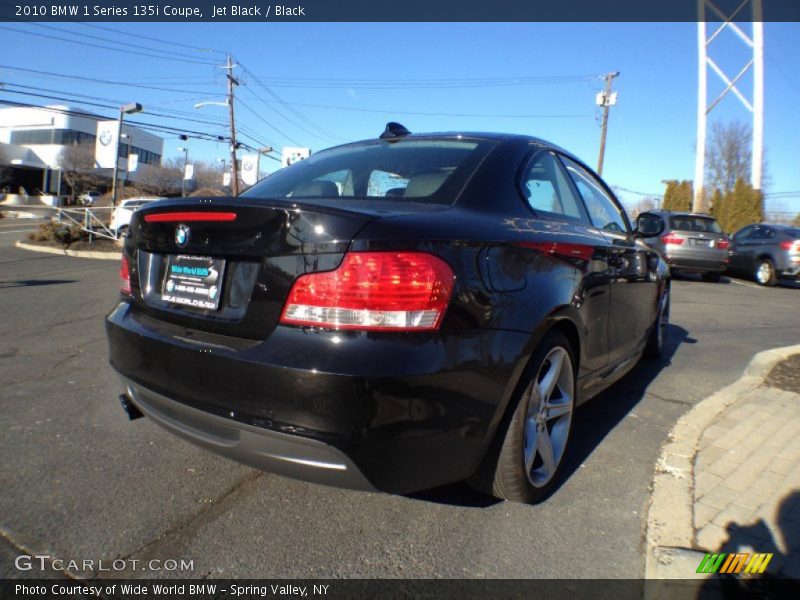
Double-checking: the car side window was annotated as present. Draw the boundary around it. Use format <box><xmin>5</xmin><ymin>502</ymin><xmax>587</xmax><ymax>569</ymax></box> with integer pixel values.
<box><xmin>637</xmin><ymin>214</ymin><xmax>663</xmax><ymax>236</ymax></box>
<box><xmin>518</xmin><ymin>151</ymin><xmax>588</xmax><ymax>224</ymax></box>
<box><xmin>750</xmin><ymin>227</ymin><xmax>767</xmax><ymax>240</ymax></box>
<box><xmin>559</xmin><ymin>155</ymin><xmax>629</xmax><ymax>234</ymax></box>
<box><xmin>733</xmin><ymin>225</ymin><xmax>754</xmax><ymax>242</ymax></box>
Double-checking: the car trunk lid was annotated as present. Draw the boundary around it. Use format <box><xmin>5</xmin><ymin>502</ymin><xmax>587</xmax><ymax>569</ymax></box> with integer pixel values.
<box><xmin>125</xmin><ymin>197</ymin><xmax>380</xmax><ymax>339</ymax></box>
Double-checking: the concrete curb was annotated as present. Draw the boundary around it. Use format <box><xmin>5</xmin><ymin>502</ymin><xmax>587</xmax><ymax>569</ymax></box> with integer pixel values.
<box><xmin>15</xmin><ymin>240</ymin><xmax>121</xmax><ymax>261</ymax></box>
<box><xmin>645</xmin><ymin>343</ymin><xmax>800</xmax><ymax>580</ymax></box>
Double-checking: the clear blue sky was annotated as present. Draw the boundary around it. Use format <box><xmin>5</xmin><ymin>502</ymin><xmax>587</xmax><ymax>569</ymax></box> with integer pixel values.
<box><xmin>1</xmin><ymin>22</ymin><xmax>799</xmax><ymax>214</ymax></box>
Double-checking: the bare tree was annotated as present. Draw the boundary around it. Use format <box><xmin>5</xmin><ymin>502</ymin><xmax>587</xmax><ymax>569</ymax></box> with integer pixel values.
<box><xmin>629</xmin><ymin>197</ymin><xmax>658</xmax><ymax>218</ymax></box>
<box><xmin>58</xmin><ymin>144</ymin><xmax>101</xmax><ymax>203</ymax></box>
<box><xmin>135</xmin><ymin>160</ymin><xmax>181</xmax><ymax>196</ymax></box>
<box><xmin>192</xmin><ymin>160</ymin><xmax>226</xmax><ymax>191</ymax></box>
<box><xmin>706</xmin><ymin>120</ymin><xmax>752</xmax><ymax>194</ymax></box>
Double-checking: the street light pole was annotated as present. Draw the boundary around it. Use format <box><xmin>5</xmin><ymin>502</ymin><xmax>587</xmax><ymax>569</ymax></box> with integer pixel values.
<box><xmin>120</xmin><ymin>133</ymin><xmax>132</xmax><ymax>197</ymax></box>
<box><xmin>111</xmin><ymin>102</ymin><xmax>143</xmax><ymax>207</ymax></box>
<box><xmin>178</xmin><ymin>146</ymin><xmax>189</xmax><ymax>197</ymax></box>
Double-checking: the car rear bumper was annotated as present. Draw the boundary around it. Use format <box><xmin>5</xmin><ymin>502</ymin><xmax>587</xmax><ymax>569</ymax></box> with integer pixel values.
<box><xmin>106</xmin><ymin>301</ymin><xmax>530</xmax><ymax>493</ymax></box>
<box><xmin>662</xmin><ymin>255</ymin><xmax>727</xmax><ymax>273</ymax></box>
<box><xmin>119</xmin><ymin>376</ymin><xmax>377</xmax><ymax>491</ymax></box>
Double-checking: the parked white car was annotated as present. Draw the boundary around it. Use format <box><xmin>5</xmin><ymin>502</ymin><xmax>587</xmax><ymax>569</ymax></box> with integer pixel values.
<box><xmin>79</xmin><ymin>191</ymin><xmax>102</xmax><ymax>206</ymax></box>
<box><xmin>110</xmin><ymin>198</ymin><xmax>165</xmax><ymax>236</ymax></box>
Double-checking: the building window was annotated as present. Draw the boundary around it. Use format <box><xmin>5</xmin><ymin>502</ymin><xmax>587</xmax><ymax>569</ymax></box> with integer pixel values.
<box><xmin>10</xmin><ymin>129</ymin><xmax>97</xmax><ymax>145</ymax></box>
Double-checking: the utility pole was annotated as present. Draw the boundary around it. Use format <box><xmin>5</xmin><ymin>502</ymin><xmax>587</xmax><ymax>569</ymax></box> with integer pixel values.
<box><xmin>224</xmin><ymin>54</ymin><xmax>240</xmax><ymax>196</ymax></box>
<box><xmin>596</xmin><ymin>71</ymin><xmax>619</xmax><ymax>176</ymax></box>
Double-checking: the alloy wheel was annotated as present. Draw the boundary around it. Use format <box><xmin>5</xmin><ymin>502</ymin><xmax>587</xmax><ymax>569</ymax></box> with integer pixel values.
<box><xmin>523</xmin><ymin>347</ymin><xmax>574</xmax><ymax>488</ymax></box>
<box><xmin>756</xmin><ymin>261</ymin><xmax>774</xmax><ymax>285</ymax></box>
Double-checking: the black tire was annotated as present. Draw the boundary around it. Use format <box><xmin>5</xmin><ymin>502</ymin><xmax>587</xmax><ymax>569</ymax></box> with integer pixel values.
<box><xmin>702</xmin><ymin>272</ymin><xmax>722</xmax><ymax>283</ymax></box>
<box><xmin>645</xmin><ymin>285</ymin><xmax>670</xmax><ymax>358</ymax></box>
<box><xmin>469</xmin><ymin>330</ymin><xmax>576</xmax><ymax>503</ymax></box>
<box><xmin>754</xmin><ymin>258</ymin><xmax>777</xmax><ymax>287</ymax></box>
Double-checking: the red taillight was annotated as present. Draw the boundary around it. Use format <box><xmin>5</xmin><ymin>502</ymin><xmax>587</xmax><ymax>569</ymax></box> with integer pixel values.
<box><xmin>120</xmin><ymin>255</ymin><xmax>131</xmax><ymax>295</ymax></box>
<box><xmin>280</xmin><ymin>252</ymin><xmax>455</xmax><ymax>331</ymax></box>
<box><xmin>143</xmin><ymin>212</ymin><xmax>237</xmax><ymax>223</ymax></box>
<box><xmin>716</xmin><ymin>240</ymin><xmax>730</xmax><ymax>250</ymax></box>
<box><xmin>779</xmin><ymin>240</ymin><xmax>800</xmax><ymax>251</ymax></box>
<box><xmin>661</xmin><ymin>232</ymin><xmax>685</xmax><ymax>245</ymax></box>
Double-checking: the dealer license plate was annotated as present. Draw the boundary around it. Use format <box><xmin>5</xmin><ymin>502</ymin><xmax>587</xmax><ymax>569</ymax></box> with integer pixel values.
<box><xmin>161</xmin><ymin>254</ymin><xmax>225</xmax><ymax>310</ymax></box>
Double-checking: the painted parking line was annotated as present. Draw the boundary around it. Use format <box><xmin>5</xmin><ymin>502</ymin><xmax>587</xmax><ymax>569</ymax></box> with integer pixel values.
<box><xmin>0</xmin><ymin>229</ymin><xmax>37</xmax><ymax>235</ymax></box>
<box><xmin>728</xmin><ymin>278</ymin><xmax>762</xmax><ymax>289</ymax></box>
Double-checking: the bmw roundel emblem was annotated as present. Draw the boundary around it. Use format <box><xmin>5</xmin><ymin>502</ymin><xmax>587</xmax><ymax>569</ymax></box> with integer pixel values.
<box><xmin>175</xmin><ymin>224</ymin><xmax>190</xmax><ymax>247</ymax></box>
<box><xmin>99</xmin><ymin>129</ymin><xmax>113</xmax><ymax>146</ymax></box>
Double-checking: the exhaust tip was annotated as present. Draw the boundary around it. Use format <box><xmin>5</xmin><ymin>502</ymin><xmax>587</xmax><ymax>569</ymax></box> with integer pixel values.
<box><xmin>119</xmin><ymin>393</ymin><xmax>144</xmax><ymax>421</ymax></box>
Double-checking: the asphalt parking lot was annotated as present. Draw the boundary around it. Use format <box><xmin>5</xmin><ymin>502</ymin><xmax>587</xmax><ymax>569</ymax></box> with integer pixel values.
<box><xmin>1</xmin><ymin>217</ymin><xmax>799</xmax><ymax>580</ymax></box>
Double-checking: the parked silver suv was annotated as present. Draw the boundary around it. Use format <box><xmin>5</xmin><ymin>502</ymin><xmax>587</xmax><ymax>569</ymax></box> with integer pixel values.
<box><xmin>636</xmin><ymin>210</ymin><xmax>730</xmax><ymax>282</ymax></box>
<box><xmin>728</xmin><ymin>223</ymin><xmax>800</xmax><ymax>286</ymax></box>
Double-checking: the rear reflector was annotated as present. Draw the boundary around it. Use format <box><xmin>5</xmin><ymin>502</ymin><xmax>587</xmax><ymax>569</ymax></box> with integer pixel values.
<box><xmin>280</xmin><ymin>252</ymin><xmax>455</xmax><ymax>331</ymax></box>
<box><xmin>716</xmin><ymin>240</ymin><xmax>730</xmax><ymax>250</ymax></box>
<box><xmin>120</xmin><ymin>254</ymin><xmax>132</xmax><ymax>295</ymax></box>
<box><xmin>143</xmin><ymin>212</ymin><xmax>237</xmax><ymax>223</ymax></box>
<box><xmin>661</xmin><ymin>232</ymin><xmax>685</xmax><ymax>245</ymax></box>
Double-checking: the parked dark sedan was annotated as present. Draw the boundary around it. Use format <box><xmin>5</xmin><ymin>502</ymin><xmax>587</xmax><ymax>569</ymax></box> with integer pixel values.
<box><xmin>728</xmin><ymin>223</ymin><xmax>800</xmax><ymax>286</ymax></box>
<box><xmin>106</xmin><ymin>125</ymin><xmax>670</xmax><ymax>503</ymax></box>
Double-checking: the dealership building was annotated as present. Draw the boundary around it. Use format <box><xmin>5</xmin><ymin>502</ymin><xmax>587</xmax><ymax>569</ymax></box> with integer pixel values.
<box><xmin>0</xmin><ymin>104</ymin><xmax>164</xmax><ymax>201</ymax></box>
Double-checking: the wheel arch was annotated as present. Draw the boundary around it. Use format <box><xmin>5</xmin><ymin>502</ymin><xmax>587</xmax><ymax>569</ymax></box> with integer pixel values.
<box><xmin>469</xmin><ymin>314</ymin><xmax>583</xmax><ymax>480</ymax></box>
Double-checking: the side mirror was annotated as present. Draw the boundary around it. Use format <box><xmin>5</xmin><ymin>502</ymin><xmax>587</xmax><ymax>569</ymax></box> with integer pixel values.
<box><xmin>634</xmin><ymin>216</ymin><xmax>665</xmax><ymax>238</ymax></box>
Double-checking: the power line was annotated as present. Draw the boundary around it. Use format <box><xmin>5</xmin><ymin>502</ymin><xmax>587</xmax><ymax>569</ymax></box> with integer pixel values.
<box><xmin>0</xmin><ymin>86</ymin><xmax>276</xmax><ymax>152</ymax></box>
<box><xmin>237</xmin><ymin>93</ymin><xmax>590</xmax><ymax>119</ymax></box>
<box><xmin>0</xmin><ymin>25</ymin><xmax>218</xmax><ymax>66</ymax></box>
<box><xmin>236</xmin><ymin>60</ymin><xmax>345</xmax><ymax>144</ymax></box>
<box><xmin>77</xmin><ymin>22</ymin><xmax>226</xmax><ymax>56</ymax></box>
<box><xmin>25</xmin><ymin>22</ymin><xmax>220</xmax><ymax>64</ymax></box>
<box><xmin>0</xmin><ymin>99</ymin><xmax>231</xmax><ymax>144</ymax></box>
<box><xmin>230</xmin><ymin>74</ymin><xmax>597</xmax><ymax>89</ymax></box>
<box><xmin>0</xmin><ymin>65</ymin><xmax>219</xmax><ymax>96</ymax></box>
<box><xmin>237</xmin><ymin>98</ymin><xmax>302</xmax><ymax>147</ymax></box>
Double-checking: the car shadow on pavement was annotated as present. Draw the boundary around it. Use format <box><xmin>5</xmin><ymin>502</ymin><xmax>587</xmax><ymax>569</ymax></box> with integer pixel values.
<box><xmin>408</xmin><ymin>323</ymin><xmax>694</xmax><ymax>509</ymax></box>
<box><xmin>671</xmin><ymin>272</ymin><xmax>733</xmax><ymax>285</ymax></box>
<box><xmin>0</xmin><ymin>279</ymin><xmax>77</xmax><ymax>288</ymax></box>
<box><xmin>558</xmin><ymin>323</ymin><xmax>695</xmax><ymax>489</ymax></box>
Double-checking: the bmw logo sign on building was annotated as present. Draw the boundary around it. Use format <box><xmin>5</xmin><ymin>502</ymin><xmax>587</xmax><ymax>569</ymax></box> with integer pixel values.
<box><xmin>175</xmin><ymin>225</ymin><xmax>190</xmax><ymax>247</ymax></box>
<box><xmin>99</xmin><ymin>129</ymin><xmax>113</xmax><ymax>146</ymax></box>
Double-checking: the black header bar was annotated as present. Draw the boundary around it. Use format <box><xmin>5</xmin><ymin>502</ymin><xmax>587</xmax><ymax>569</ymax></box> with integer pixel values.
<box><xmin>2</xmin><ymin>0</ymin><xmax>800</xmax><ymax>23</ymax></box>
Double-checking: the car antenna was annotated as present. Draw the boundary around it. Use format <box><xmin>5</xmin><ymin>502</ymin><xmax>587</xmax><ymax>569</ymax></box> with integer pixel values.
<box><xmin>379</xmin><ymin>122</ymin><xmax>411</xmax><ymax>140</ymax></box>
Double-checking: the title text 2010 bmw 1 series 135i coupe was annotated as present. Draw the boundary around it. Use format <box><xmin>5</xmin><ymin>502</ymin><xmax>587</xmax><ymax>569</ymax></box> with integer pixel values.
<box><xmin>106</xmin><ymin>123</ymin><xmax>670</xmax><ymax>503</ymax></box>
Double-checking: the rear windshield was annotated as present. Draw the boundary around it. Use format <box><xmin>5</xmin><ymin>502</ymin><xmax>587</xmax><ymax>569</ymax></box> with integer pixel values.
<box><xmin>240</xmin><ymin>138</ymin><xmax>496</xmax><ymax>205</ymax></box>
<box><xmin>668</xmin><ymin>216</ymin><xmax>723</xmax><ymax>234</ymax></box>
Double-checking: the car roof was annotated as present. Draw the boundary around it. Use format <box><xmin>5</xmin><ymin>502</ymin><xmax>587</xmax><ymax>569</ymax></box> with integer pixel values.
<box><xmin>324</xmin><ymin>131</ymin><xmax>580</xmax><ymax>161</ymax></box>
<box><xmin>754</xmin><ymin>223</ymin><xmax>795</xmax><ymax>230</ymax></box>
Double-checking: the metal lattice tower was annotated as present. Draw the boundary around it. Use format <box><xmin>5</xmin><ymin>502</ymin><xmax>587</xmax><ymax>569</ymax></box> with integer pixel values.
<box><xmin>694</xmin><ymin>0</ymin><xmax>764</xmax><ymax>212</ymax></box>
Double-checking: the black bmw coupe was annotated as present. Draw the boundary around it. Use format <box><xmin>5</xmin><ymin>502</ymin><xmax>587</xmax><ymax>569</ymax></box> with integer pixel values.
<box><xmin>106</xmin><ymin>124</ymin><xmax>670</xmax><ymax>503</ymax></box>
